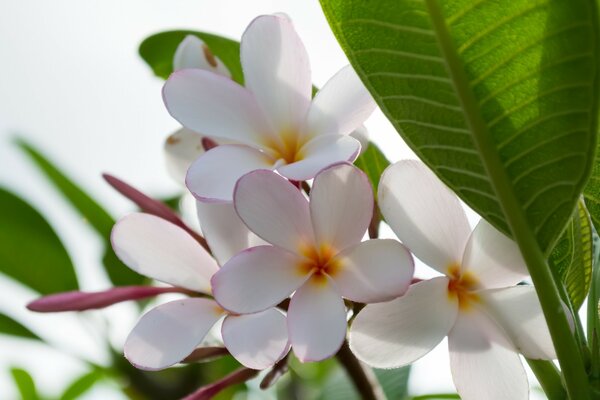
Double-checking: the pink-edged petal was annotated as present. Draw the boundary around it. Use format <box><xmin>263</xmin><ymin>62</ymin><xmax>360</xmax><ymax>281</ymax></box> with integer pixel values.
<box><xmin>212</xmin><ymin>245</ymin><xmax>308</xmax><ymax>314</ymax></box>
<box><xmin>448</xmin><ymin>310</ymin><xmax>528</xmax><ymax>400</ymax></box>
<box><xmin>350</xmin><ymin>125</ymin><xmax>369</xmax><ymax>155</ymax></box>
<box><xmin>124</xmin><ymin>298</ymin><xmax>224</xmax><ymax>370</ymax></box>
<box><xmin>334</xmin><ymin>239</ymin><xmax>414</xmax><ymax>303</ymax></box>
<box><xmin>288</xmin><ymin>276</ymin><xmax>347</xmax><ymax>362</ymax></box>
<box><xmin>350</xmin><ymin>277</ymin><xmax>457</xmax><ymax>368</ymax></box>
<box><xmin>241</xmin><ymin>14</ymin><xmax>311</xmax><ymax>132</ymax></box>
<box><xmin>309</xmin><ymin>163</ymin><xmax>373</xmax><ymax>251</ymax></box>
<box><xmin>480</xmin><ymin>286</ymin><xmax>555</xmax><ymax>360</ymax></box>
<box><xmin>186</xmin><ymin>145</ymin><xmax>275</xmax><ymax>203</ymax></box>
<box><xmin>234</xmin><ymin>169</ymin><xmax>315</xmax><ymax>252</ymax></box>
<box><xmin>163</xmin><ymin>69</ymin><xmax>274</xmax><ymax>146</ymax></box>
<box><xmin>173</xmin><ymin>35</ymin><xmax>231</xmax><ymax>77</ymax></box>
<box><xmin>277</xmin><ymin>135</ymin><xmax>360</xmax><ymax>181</ymax></box>
<box><xmin>462</xmin><ymin>220</ymin><xmax>528</xmax><ymax>288</ymax></box>
<box><xmin>196</xmin><ymin>201</ymin><xmax>266</xmax><ymax>266</ymax></box>
<box><xmin>305</xmin><ymin>65</ymin><xmax>376</xmax><ymax>137</ymax></box>
<box><xmin>111</xmin><ymin>213</ymin><xmax>217</xmax><ymax>293</ymax></box>
<box><xmin>378</xmin><ymin>160</ymin><xmax>471</xmax><ymax>274</ymax></box>
<box><xmin>222</xmin><ymin>308</ymin><xmax>289</xmax><ymax>370</ymax></box>
<box><xmin>164</xmin><ymin>128</ymin><xmax>206</xmax><ymax>186</ymax></box>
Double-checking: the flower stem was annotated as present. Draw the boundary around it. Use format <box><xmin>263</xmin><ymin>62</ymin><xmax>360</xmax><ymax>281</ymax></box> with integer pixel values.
<box><xmin>527</xmin><ymin>359</ymin><xmax>566</xmax><ymax>400</ymax></box>
<box><xmin>336</xmin><ymin>340</ymin><xmax>385</xmax><ymax>400</ymax></box>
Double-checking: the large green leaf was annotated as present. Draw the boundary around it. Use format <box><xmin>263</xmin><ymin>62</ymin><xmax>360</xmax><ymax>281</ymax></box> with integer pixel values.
<box><xmin>317</xmin><ymin>366</ymin><xmax>410</xmax><ymax>400</ymax></box>
<box><xmin>0</xmin><ymin>313</ymin><xmax>41</xmax><ymax>341</ymax></box>
<box><xmin>320</xmin><ymin>0</ymin><xmax>599</xmax><ymax>253</ymax></box>
<box><xmin>139</xmin><ymin>30</ymin><xmax>243</xmax><ymax>83</ymax></box>
<box><xmin>17</xmin><ymin>140</ymin><xmax>144</xmax><ymax>286</ymax></box>
<box><xmin>11</xmin><ymin>368</ymin><xmax>39</xmax><ymax>400</ymax></box>
<box><xmin>549</xmin><ymin>200</ymin><xmax>593</xmax><ymax>310</ymax></box>
<box><xmin>0</xmin><ymin>188</ymin><xmax>78</xmax><ymax>294</ymax></box>
<box><xmin>354</xmin><ymin>143</ymin><xmax>391</xmax><ymax>197</ymax></box>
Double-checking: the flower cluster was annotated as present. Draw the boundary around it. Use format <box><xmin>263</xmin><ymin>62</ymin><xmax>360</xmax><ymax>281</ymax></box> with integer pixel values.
<box><xmin>28</xmin><ymin>13</ymin><xmax>557</xmax><ymax>400</ymax></box>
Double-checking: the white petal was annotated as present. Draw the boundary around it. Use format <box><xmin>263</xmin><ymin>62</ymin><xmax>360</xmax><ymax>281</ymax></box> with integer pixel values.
<box><xmin>163</xmin><ymin>69</ymin><xmax>274</xmax><ymax>146</ymax></box>
<box><xmin>241</xmin><ymin>14</ymin><xmax>311</xmax><ymax>132</ymax></box>
<box><xmin>462</xmin><ymin>220</ymin><xmax>528</xmax><ymax>288</ymax></box>
<box><xmin>196</xmin><ymin>202</ymin><xmax>266</xmax><ymax>266</ymax></box>
<box><xmin>288</xmin><ymin>276</ymin><xmax>347</xmax><ymax>362</ymax></box>
<box><xmin>310</xmin><ymin>163</ymin><xmax>373</xmax><ymax>251</ymax></box>
<box><xmin>350</xmin><ymin>277</ymin><xmax>457</xmax><ymax>368</ymax></box>
<box><xmin>186</xmin><ymin>145</ymin><xmax>275</xmax><ymax>203</ymax></box>
<box><xmin>164</xmin><ymin>127</ymin><xmax>205</xmax><ymax>186</ymax></box>
<box><xmin>448</xmin><ymin>310</ymin><xmax>528</xmax><ymax>400</ymax></box>
<box><xmin>305</xmin><ymin>65</ymin><xmax>376</xmax><ymax>137</ymax></box>
<box><xmin>234</xmin><ymin>169</ymin><xmax>315</xmax><ymax>252</ymax></box>
<box><xmin>480</xmin><ymin>286</ymin><xmax>556</xmax><ymax>359</ymax></box>
<box><xmin>124</xmin><ymin>298</ymin><xmax>223</xmax><ymax>370</ymax></box>
<box><xmin>334</xmin><ymin>239</ymin><xmax>414</xmax><ymax>303</ymax></box>
<box><xmin>111</xmin><ymin>213</ymin><xmax>217</xmax><ymax>293</ymax></box>
<box><xmin>212</xmin><ymin>245</ymin><xmax>308</xmax><ymax>314</ymax></box>
<box><xmin>350</xmin><ymin>125</ymin><xmax>369</xmax><ymax>155</ymax></box>
<box><xmin>173</xmin><ymin>35</ymin><xmax>231</xmax><ymax>77</ymax></box>
<box><xmin>222</xmin><ymin>309</ymin><xmax>289</xmax><ymax>370</ymax></box>
<box><xmin>277</xmin><ymin>135</ymin><xmax>360</xmax><ymax>181</ymax></box>
<box><xmin>378</xmin><ymin>160</ymin><xmax>471</xmax><ymax>274</ymax></box>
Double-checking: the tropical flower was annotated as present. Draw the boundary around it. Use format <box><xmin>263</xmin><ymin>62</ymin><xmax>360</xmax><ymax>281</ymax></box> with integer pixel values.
<box><xmin>163</xmin><ymin>14</ymin><xmax>376</xmax><ymax>203</ymax></box>
<box><xmin>211</xmin><ymin>163</ymin><xmax>414</xmax><ymax>362</ymax></box>
<box><xmin>350</xmin><ymin>160</ymin><xmax>556</xmax><ymax>400</ymax></box>
<box><xmin>111</xmin><ymin>212</ymin><xmax>289</xmax><ymax>370</ymax></box>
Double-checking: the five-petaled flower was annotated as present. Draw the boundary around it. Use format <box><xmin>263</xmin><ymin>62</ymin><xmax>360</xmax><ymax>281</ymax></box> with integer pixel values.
<box><xmin>211</xmin><ymin>163</ymin><xmax>414</xmax><ymax>362</ymax></box>
<box><xmin>163</xmin><ymin>14</ymin><xmax>376</xmax><ymax>203</ymax></box>
<box><xmin>350</xmin><ymin>160</ymin><xmax>556</xmax><ymax>400</ymax></box>
<box><xmin>112</xmin><ymin>212</ymin><xmax>289</xmax><ymax>370</ymax></box>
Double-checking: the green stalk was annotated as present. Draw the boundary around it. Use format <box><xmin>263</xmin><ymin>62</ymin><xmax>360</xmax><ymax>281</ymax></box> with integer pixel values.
<box><xmin>527</xmin><ymin>359</ymin><xmax>566</xmax><ymax>400</ymax></box>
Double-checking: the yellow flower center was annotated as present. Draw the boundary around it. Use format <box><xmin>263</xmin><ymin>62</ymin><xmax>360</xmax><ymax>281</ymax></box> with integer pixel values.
<box><xmin>297</xmin><ymin>243</ymin><xmax>342</xmax><ymax>285</ymax></box>
<box><xmin>447</xmin><ymin>264</ymin><xmax>480</xmax><ymax>311</ymax></box>
<box><xmin>262</xmin><ymin>130</ymin><xmax>307</xmax><ymax>164</ymax></box>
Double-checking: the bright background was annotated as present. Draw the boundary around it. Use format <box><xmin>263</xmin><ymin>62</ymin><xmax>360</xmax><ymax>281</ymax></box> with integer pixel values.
<box><xmin>0</xmin><ymin>0</ymin><xmax>545</xmax><ymax>399</ymax></box>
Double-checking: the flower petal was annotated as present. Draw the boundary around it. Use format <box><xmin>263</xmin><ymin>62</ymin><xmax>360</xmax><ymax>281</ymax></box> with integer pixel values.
<box><xmin>288</xmin><ymin>276</ymin><xmax>347</xmax><ymax>362</ymax></box>
<box><xmin>186</xmin><ymin>145</ymin><xmax>275</xmax><ymax>203</ymax></box>
<box><xmin>448</xmin><ymin>310</ymin><xmax>528</xmax><ymax>400</ymax></box>
<box><xmin>334</xmin><ymin>239</ymin><xmax>414</xmax><ymax>303</ymax></box>
<box><xmin>310</xmin><ymin>163</ymin><xmax>373</xmax><ymax>250</ymax></box>
<box><xmin>196</xmin><ymin>202</ymin><xmax>266</xmax><ymax>266</ymax></box>
<box><xmin>173</xmin><ymin>35</ymin><xmax>231</xmax><ymax>77</ymax></box>
<box><xmin>350</xmin><ymin>277</ymin><xmax>457</xmax><ymax>368</ymax></box>
<box><xmin>378</xmin><ymin>160</ymin><xmax>471</xmax><ymax>274</ymax></box>
<box><xmin>277</xmin><ymin>135</ymin><xmax>360</xmax><ymax>181</ymax></box>
<box><xmin>111</xmin><ymin>213</ymin><xmax>218</xmax><ymax>293</ymax></box>
<box><xmin>163</xmin><ymin>69</ymin><xmax>274</xmax><ymax>146</ymax></box>
<box><xmin>234</xmin><ymin>169</ymin><xmax>315</xmax><ymax>252</ymax></box>
<box><xmin>222</xmin><ymin>309</ymin><xmax>289</xmax><ymax>370</ymax></box>
<box><xmin>350</xmin><ymin>124</ymin><xmax>369</xmax><ymax>155</ymax></box>
<box><xmin>305</xmin><ymin>65</ymin><xmax>376</xmax><ymax>137</ymax></box>
<box><xmin>241</xmin><ymin>14</ymin><xmax>311</xmax><ymax>132</ymax></box>
<box><xmin>212</xmin><ymin>245</ymin><xmax>308</xmax><ymax>314</ymax></box>
<box><xmin>124</xmin><ymin>298</ymin><xmax>224</xmax><ymax>370</ymax></box>
<box><xmin>480</xmin><ymin>286</ymin><xmax>556</xmax><ymax>360</ymax></box>
<box><xmin>164</xmin><ymin>128</ymin><xmax>205</xmax><ymax>186</ymax></box>
<box><xmin>462</xmin><ymin>220</ymin><xmax>528</xmax><ymax>288</ymax></box>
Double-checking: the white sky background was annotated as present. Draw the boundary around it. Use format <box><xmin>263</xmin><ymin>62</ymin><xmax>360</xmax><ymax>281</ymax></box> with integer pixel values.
<box><xmin>0</xmin><ymin>1</ymin><xmax>548</xmax><ymax>399</ymax></box>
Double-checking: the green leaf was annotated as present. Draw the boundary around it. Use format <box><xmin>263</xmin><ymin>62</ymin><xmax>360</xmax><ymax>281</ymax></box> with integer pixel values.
<box><xmin>374</xmin><ymin>367</ymin><xmax>410</xmax><ymax>400</ymax></box>
<box><xmin>60</xmin><ymin>370</ymin><xmax>103</xmax><ymax>400</ymax></box>
<box><xmin>16</xmin><ymin>139</ymin><xmax>144</xmax><ymax>286</ymax></box>
<box><xmin>549</xmin><ymin>200</ymin><xmax>593</xmax><ymax>310</ymax></box>
<box><xmin>0</xmin><ymin>313</ymin><xmax>41</xmax><ymax>341</ymax></box>
<box><xmin>320</xmin><ymin>0</ymin><xmax>600</xmax><ymax>253</ymax></box>
<box><xmin>0</xmin><ymin>188</ymin><xmax>78</xmax><ymax>293</ymax></box>
<box><xmin>139</xmin><ymin>30</ymin><xmax>243</xmax><ymax>83</ymax></box>
<box><xmin>11</xmin><ymin>368</ymin><xmax>39</xmax><ymax>400</ymax></box>
<box><xmin>411</xmin><ymin>395</ymin><xmax>461</xmax><ymax>400</ymax></box>
<box><xmin>354</xmin><ymin>143</ymin><xmax>391</xmax><ymax>197</ymax></box>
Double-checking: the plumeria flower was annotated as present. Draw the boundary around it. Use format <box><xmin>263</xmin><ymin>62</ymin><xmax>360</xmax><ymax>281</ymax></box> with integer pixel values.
<box><xmin>211</xmin><ymin>163</ymin><xmax>414</xmax><ymax>362</ymax></box>
<box><xmin>350</xmin><ymin>160</ymin><xmax>556</xmax><ymax>400</ymax></box>
<box><xmin>112</xmin><ymin>212</ymin><xmax>289</xmax><ymax>370</ymax></box>
<box><xmin>163</xmin><ymin>14</ymin><xmax>376</xmax><ymax>203</ymax></box>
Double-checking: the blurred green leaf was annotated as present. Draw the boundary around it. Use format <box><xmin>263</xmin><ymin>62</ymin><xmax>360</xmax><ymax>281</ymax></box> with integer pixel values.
<box><xmin>11</xmin><ymin>368</ymin><xmax>39</xmax><ymax>400</ymax></box>
<box><xmin>411</xmin><ymin>395</ymin><xmax>460</xmax><ymax>400</ymax></box>
<box><xmin>16</xmin><ymin>139</ymin><xmax>144</xmax><ymax>287</ymax></box>
<box><xmin>549</xmin><ymin>200</ymin><xmax>593</xmax><ymax>310</ymax></box>
<box><xmin>375</xmin><ymin>367</ymin><xmax>410</xmax><ymax>400</ymax></box>
<box><xmin>139</xmin><ymin>30</ymin><xmax>243</xmax><ymax>84</ymax></box>
<box><xmin>0</xmin><ymin>187</ymin><xmax>78</xmax><ymax>293</ymax></box>
<box><xmin>354</xmin><ymin>143</ymin><xmax>391</xmax><ymax>198</ymax></box>
<box><xmin>0</xmin><ymin>313</ymin><xmax>41</xmax><ymax>341</ymax></box>
<box><xmin>60</xmin><ymin>370</ymin><xmax>104</xmax><ymax>400</ymax></box>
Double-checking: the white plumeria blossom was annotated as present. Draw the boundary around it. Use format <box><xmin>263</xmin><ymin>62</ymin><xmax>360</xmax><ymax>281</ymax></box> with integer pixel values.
<box><xmin>163</xmin><ymin>14</ymin><xmax>376</xmax><ymax>203</ymax></box>
<box><xmin>111</xmin><ymin>212</ymin><xmax>289</xmax><ymax>371</ymax></box>
<box><xmin>350</xmin><ymin>160</ymin><xmax>556</xmax><ymax>400</ymax></box>
<box><xmin>211</xmin><ymin>163</ymin><xmax>414</xmax><ymax>362</ymax></box>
